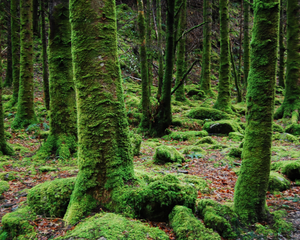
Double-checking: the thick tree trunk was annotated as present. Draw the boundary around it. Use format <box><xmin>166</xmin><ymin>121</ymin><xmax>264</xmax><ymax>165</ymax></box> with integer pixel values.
<box><xmin>4</xmin><ymin>0</ymin><xmax>13</xmax><ymax>87</ymax></box>
<box><xmin>12</xmin><ymin>0</ymin><xmax>37</xmax><ymax>129</ymax></box>
<box><xmin>64</xmin><ymin>0</ymin><xmax>134</xmax><ymax>225</ymax></box>
<box><xmin>234</xmin><ymin>0</ymin><xmax>279</xmax><ymax>222</ymax></box>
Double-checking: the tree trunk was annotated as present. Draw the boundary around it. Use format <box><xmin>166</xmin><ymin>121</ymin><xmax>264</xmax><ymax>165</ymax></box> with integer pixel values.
<box><xmin>4</xmin><ymin>0</ymin><xmax>13</xmax><ymax>87</ymax></box>
<box><xmin>156</xmin><ymin>0</ymin><xmax>163</xmax><ymax>99</ymax></box>
<box><xmin>12</xmin><ymin>0</ymin><xmax>37</xmax><ymax>129</ymax></box>
<box><xmin>64</xmin><ymin>0</ymin><xmax>134</xmax><ymax>225</ymax></box>
<box><xmin>243</xmin><ymin>0</ymin><xmax>250</xmax><ymax>86</ymax></box>
<box><xmin>33</xmin><ymin>0</ymin><xmax>39</xmax><ymax>36</ymax></box>
<box><xmin>234</xmin><ymin>0</ymin><xmax>279</xmax><ymax>222</ymax></box>
<box><xmin>146</xmin><ymin>0</ymin><xmax>152</xmax><ymax>96</ymax></box>
<box><xmin>278</xmin><ymin>0</ymin><xmax>285</xmax><ymax>88</ymax></box>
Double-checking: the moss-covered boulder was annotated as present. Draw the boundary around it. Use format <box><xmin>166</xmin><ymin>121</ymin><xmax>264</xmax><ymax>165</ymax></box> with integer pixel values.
<box><xmin>130</xmin><ymin>133</ymin><xmax>142</xmax><ymax>156</ymax></box>
<box><xmin>271</xmin><ymin>160</ymin><xmax>300</xmax><ymax>181</ymax></box>
<box><xmin>285</xmin><ymin>123</ymin><xmax>300</xmax><ymax>135</ymax></box>
<box><xmin>187</xmin><ymin>107</ymin><xmax>230</xmax><ymax>120</ymax></box>
<box><xmin>268</xmin><ymin>171</ymin><xmax>291</xmax><ymax>191</ymax></box>
<box><xmin>228</xmin><ymin>148</ymin><xmax>242</xmax><ymax>158</ymax></box>
<box><xmin>273</xmin><ymin>132</ymin><xmax>298</xmax><ymax>143</ymax></box>
<box><xmin>273</xmin><ymin>123</ymin><xmax>284</xmax><ymax>133</ymax></box>
<box><xmin>181</xmin><ymin>145</ymin><xmax>206</xmax><ymax>155</ymax></box>
<box><xmin>28</xmin><ymin>177</ymin><xmax>75</xmax><ymax>217</ymax></box>
<box><xmin>228</xmin><ymin>132</ymin><xmax>244</xmax><ymax>141</ymax></box>
<box><xmin>153</xmin><ymin>145</ymin><xmax>184</xmax><ymax>164</ymax></box>
<box><xmin>1</xmin><ymin>205</ymin><xmax>36</xmax><ymax>239</ymax></box>
<box><xmin>0</xmin><ymin>180</ymin><xmax>10</xmax><ymax>194</ymax></box>
<box><xmin>0</xmin><ymin>171</ymin><xmax>18</xmax><ymax>181</ymax></box>
<box><xmin>203</xmin><ymin>120</ymin><xmax>243</xmax><ymax>135</ymax></box>
<box><xmin>186</xmin><ymin>89</ymin><xmax>206</xmax><ymax>99</ymax></box>
<box><xmin>195</xmin><ymin>136</ymin><xmax>217</xmax><ymax>145</ymax></box>
<box><xmin>163</xmin><ymin>130</ymin><xmax>208</xmax><ymax>141</ymax></box>
<box><xmin>57</xmin><ymin>212</ymin><xmax>168</xmax><ymax>240</ymax></box>
<box><xmin>169</xmin><ymin>205</ymin><xmax>221</xmax><ymax>240</ymax></box>
<box><xmin>196</xmin><ymin>199</ymin><xmax>238</xmax><ymax>239</ymax></box>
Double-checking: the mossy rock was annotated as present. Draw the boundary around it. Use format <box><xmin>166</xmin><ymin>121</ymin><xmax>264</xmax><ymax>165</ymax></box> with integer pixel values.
<box><xmin>0</xmin><ymin>171</ymin><xmax>18</xmax><ymax>181</ymax></box>
<box><xmin>271</xmin><ymin>160</ymin><xmax>300</xmax><ymax>181</ymax></box>
<box><xmin>0</xmin><ymin>180</ymin><xmax>10</xmax><ymax>194</ymax></box>
<box><xmin>203</xmin><ymin>120</ymin><xmax>243</xmax><ymax>135</ymax></box>
<box><xmin>187</xmin><ymin>89</ymin><xmax>206</xmax><ymax>100</ymax></box>
<box><xmin>113</xmin><ymin>174</ymin><xmax>197</xmax><ymax>221</ymax></box>
<box><xmin>163</xmin><ymin>130</ymin><xmax>208</xmax><ymax>141</ymax></box>
<box><xmin>228</xmin><ymin>148</ymin><xmax>242</xmax><ymax>158</ymax></box>
<box><xmin>28</xmin><ymin>177</ymin><xmax>75</xmax><ymax>217</ymax></box>
<box><xmin>285</xmin><ymin>123</ymin><xmax>300</xmax><ymax>135</ymax></box>
<box><xmin>273</xmin><ymin>123</ymin><xmax>284</xmax><ymax>133</ymax></box>
<box><xmin>171</xmin><ymin>117</ymin><xmax>205</xmax><ymax>129</ymax></box>
<box><xmin>196</xmin><ymin>199</ymin><xmax>238</xmax><ymax>239</ymax></box>
<box><xmin>228</xmin><ymin>132</ymin><xmax>244</xmax><ymax>141</ymax></box>
<box><xmin>39</xmin><ymin>166</ymin><xmax>57</xmax><ymax>172</ymax></box>
<box><xmin>169</xmin><ymin>205</ymin><xmax>221</xmax><ymax>240</ymax></box>
<box><xmin>153</xmin><ymin>145</ymin><xmax>184</xmax><ymax>164</ymax></box>
<box><xmin>130</xmin><ymin>133</ymin><xmax>142</xmax><ymax>156</ymax></box>
<box><xmin>195</xmin><ymin>136</ymin><xmax>217</xmax><ymax>145</ymax></box>
<box><xmin>57</xmin><ymin>212</ymin><xmax>168</xmax><ymax>240</ymax></box>
<box><xmin>273</xmin><ymin>132</ymin><xmax>298</xmax><ymax>143</ymax></box>
<box><xmin>181</xmin><ymin>146</ymin><xmax>206</xmax><ymax>155</ymax></box>
<box><xmin>1</xmin><ymin>205</ymin><xmax>36</xmax><ymax>239</ymax></box>
<box><xmin>187</xmin><ymin>107</ymin><xmax>230</xmax><ymax>120</ymax></box>
<box><xmin>268</xmin><ymin>171</ymin><xmax>291</xmax><ymax>191</ymax></box>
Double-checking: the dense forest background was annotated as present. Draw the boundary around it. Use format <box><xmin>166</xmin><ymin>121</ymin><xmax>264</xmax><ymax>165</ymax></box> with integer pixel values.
<box><xmin>0</xmin><ymin>0</ymin><xmax>299</xmax><ymax>239</ymax></box>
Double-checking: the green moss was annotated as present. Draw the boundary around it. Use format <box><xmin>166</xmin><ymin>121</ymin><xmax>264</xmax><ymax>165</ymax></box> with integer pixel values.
<box><xmin>130</xmin><ymin>133</ymin><xmax>142</xmax><ymax>156</ymax></box>
<box><xmin>163</xmin><ymin>130</ymin><xmax>208</xmax><ymax>141</ymax></box>
<box><xmin>181</xmin><ymin>146</ymin><xmax>206</xmax><ymax>155</ymax></box>
<box><xmin>285</xmin><ymin>123</ymin><xmax>300</xmax><ymax>135</ymax></box>
<box><xmin>228</xmin><ymin>148</ymin><xmax>242</xmax><ymax>158</ymax></box>
<box><xmin>271</xmin><ymin>160</ymin><xmax>300</xmax><ymax>181</ymax></box>
<box><xmin>176</xmin><ymin>174</ymin><xmax>210</xmax><ymax>193</ymax></box>
<box><xmin>153</xmin><ymin>145</ymin><xmax>184</xmax><ymax>164</ymax></box>
<box><xmin>0</xmin><ymin>171</ymin><xmax>18</xmax><ymax>181</ymax></box>
<box><xmin>187</xmin><ymin>89</ymin><xmax>206</xmax><ymax>99</ymax></box>
<box><xmin>1</xmin><ymin>205</ymin><xmax>36</xmax><ymax>239</ymax></box>
<box><xmin>58</xmin><ymin>212</ymin><xmax>168</xmax><ymax>239</ymax></box>
<box><xmin>28</xmin><ymin>177</ymin><xmax>75</xmax><ymax>217</ymax></box>
<box><xmin>187</xmin><ymin>107</ymin><xmax>231</xmax><ymax>120</ymax></box>
<box><xmin>273</xmin><ymin>123</ymin><xmax>284</xmax><ymax>133</ymax></box>
<box><xmin>38</xmin><ymin>166</ymin><xmax>57</xmax><ymax>172</ymax></box>
<box><xmin>228</xmin><ymin>132</ymin><xmax>244</xmax><ymax>141</ymax></box>
<box><xmin>169</xmin><ymin>205</ymin><xmax>221</xmax><ymax>240</ymax></box>
<box><xmin>273</xmin><ymin>132</ymin><xmax>298</xmax><ymax>143</ymax></box>
<box><xmin>196</xmin><ymin>136</ymin><xmax>217</xmax><ymax>145</ymax></box>
<box><xmin>203</xmin><ymin>120</ymin><xmax>243</xmax><ymax>135</ymax></box>
<box><xmin>171</xmin><ymin>117</ymin><xmax>205</xmax><ymax>129</ymax></box>
<box><xmin>0</xmin><ymin>180</ymin><xmax>10</xmax><ymax>194</ymax></box>
<box><xmin>268</xmin><ymin>171</ymin><xmax>291</xmax><ymax>191</ymax></box>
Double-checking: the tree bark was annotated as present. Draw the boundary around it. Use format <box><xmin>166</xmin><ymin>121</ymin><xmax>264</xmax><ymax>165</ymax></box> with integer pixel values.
<box><xmin>4</xmin><ymin>0</ymin><xmax>13</xmax><ymax>87</ymax></box>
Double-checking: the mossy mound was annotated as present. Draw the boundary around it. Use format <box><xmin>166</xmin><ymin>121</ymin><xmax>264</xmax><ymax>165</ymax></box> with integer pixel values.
<box><xmin>171</xmin><ymin>117</ymin><xmax>205</xmax><ymax>129</ymax></box>
<box><xmin>125</xmin><ymin>95</ymin><xmax>140</xmax><ymax>109</ymax></box>
<box><xmin>176</xmin><ymin>174</ymin><xmax>210</xmax><ymax>193</ymax></box>
<box><xmin>169</xmin><ymin>205</ymin><xmax>221</xmax><ymax>240</ymax></box>
<box><xmin>153</xmin><ymin>145</ymin><xmax>184</xmax><ymax>164</ymax></box>
<box><xmin>130</xmin><ymin>133</ymin><xmax>142</xmax><ymax>156</ymax></box>
<box><xmin>1</xmin><ymin>205</ymin><xmax>36</xmax><ymax>239</ymax></box>
<box><xmin>181</xmin><ymin>145</ymin><xmax>206</xmax><ymax>155</ymax></box>
<box><xmin>0</xmin><ymin>171</ymin><xmax>18</xmax><ymax>181</ymax></box>
<box><xmin>273</xmin><ymin>132</ymin><xmax>298</xmax><ymax>143</ymax></box>
<box><xmin>273</xmin><ymin>123</ymin><xmax>284</xmax><ymax>133</ymax></box>
<box><xmin>285</xmin><ymin>123</ymin><xmax>300</xmax><ymax>135</ymax></box>
<box><xmin>228</xmin><ymin>132</ymin><xmax>244</xmax><ymax>141</ymax></box>
<box><xmin>232</xmin><ymin>103</ymin><xmax>246</xmax><ymax>115</ymax></box>
<box><xmin>0</xmin><ymin>180</ymin><xmax>10</xmax><ymax>194</ymax></box>
<box><xmin>28</xmin><ymin>177</ymin><xmax>75</xmax><ymax>217</ymax></box>
<box><xmin>163</xmin><ymin>130</ymin><xmax>208</xmax><ymax>141</ymax></box>
<box><xmin>203</xmin><ymin>120</ymin><xmax>243</xmax><ymax>135</ymax></box>
<box><xmin>271</xmin><ymin>160</ymin><xmax>300</xmax><ymax>181</ymax></box>
<box><xmin>186</xmin><ymin>89</ymin><xmax>206</xmax><ymax>99</ymax></box>
<box><xmin>113</xmin><ymin>174</ymin><xmax>197</xmax><ymax>221</ymax></box>
<box><xmin>196</xmin><ymin>136</ymin><xmax>217</xmax><ymax>145</ymax></box>
<box><xmin>196</xmin><ymin>199</ymin><xmax>238</xmax><ymax>239</ymax></box>
<box><xmin>39</xmin><ymin>166</ymin><xmax>57</xmax><ymax>172</ymax></box>
<box><xmin>268</xmin><ymin>171</ymin><xmax>291</xmax><ymax>191</ymax></box>
<box><xmin>57</xmin><ymin>212</ymin><xmax>168</xmax><ymax>240</ymax></box>
<box><xmin>187</xmin><ymin>107</ymin><xmax>230</xmax><ymax>120</ymax></box>
<box><xmin>228</xmin><ymin>148</ymin><xmax>242</xmax><ymax>158</ymax></box>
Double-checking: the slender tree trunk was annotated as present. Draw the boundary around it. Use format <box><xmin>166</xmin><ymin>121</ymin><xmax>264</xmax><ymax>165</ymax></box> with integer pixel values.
<box><xmin>243</xmin><ymin>0</ymin><xmax>250</xmax><ymax>86</ymax></box>
<box><xmin>156</xmin><ymin>0</ymin><xmax>163</xmax><ymax>99</ymax></box>
<box><xmin>146</xmin><ymin>0</ymin><xmax>152</xmax><ymax>96</ymax></box>
<box><xmin>274</xmin><ymin>0</ymin><xmax>300</xmax><ymax>120</ymax></box>
<box><xmin>41</xmin><ymin>0</ymin><xmax>50</xmax><ymax>110</ymax></box>
<box><xmin>213</xmin><ymin>0</ymin><xmax>232</xmax><ymax>113</ymax></box>
<box><xmin>175</xmin><ymin>0</ymin><xmax>187</xmax><ymax>101</ymax></box>
<box><xmin>11</xmin><ymin>0</ymin><xmax>37</xmax><ymax>129</ymax></box>
<box><xmin>278</xmin><ymin>0</ymin><xmax>285</xmax><ymax>88</ymax></box>
<box><xmin>33</xmin><ymin>0</ymin><xmax>39</xmax><ymax>36</ymax></box>
<box><xmin>230</xmin><ymin>40</ymin><xmax>242</xmax><ymax>103</ymax></box>
<box><xmin>64</xmin><ymin>0</ymin><xmax>134</xmax><ymax>225</ymax></box>
<box><xmin>10</xmin><ymin>0</ymin><xmax>20</xmax><ymax>106</ymax></box>
<box><xmin>138</xmin><ymin>0</ymin><xmax>150</xmax><ymax>130</ymax></box>
<box><xmin>238</xmin><ymin>0</ymin><xmax>243</xmax><ymax>86</ymax></box>
<box><xmin>234</xmin><ymin>0</ymin><xmax>279</xmax><ymax>222</ymax></box>
<box><xmin>4</xmin><ymin>0</ymin><xmax>13</xmax><ymax>87</ymax></box>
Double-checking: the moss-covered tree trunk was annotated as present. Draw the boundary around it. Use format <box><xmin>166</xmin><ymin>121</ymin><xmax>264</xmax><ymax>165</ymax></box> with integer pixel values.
<box><xmin>138</xmin><ymin>0</ymin><xmax>150</xmax><ymax>130</ymax></box>
<box><xmin>156</xmin><ymin>0</ymin><xmax>163</xmax><ymax>99</ymax></box>
<box><xmin>234</xmin><ymin>0</ymin><xmax>279</xmax><ymax>222</ymax></box>
<box><xmin>34</xmin><ymin>0</ymin><xmax>77</xmax><ymax>160</ymax></box>
<box><xmin>213</xmin><ymin>0</ymin><xmax>232</xmax><ymax>113</ymax></box>
<box><xmin>274</xmin><ymin>0</ymin><xmax>300</xmax><ymax>121</ymax></box>
<box><xmin>146</xmin><ymin>0</ymin><xmax>152</xmax><ymax>97</ymax></box>
<box><xmin>32</xmin><ymin>0</ymin><xmax>39</xmax><ymax>36</ymax></box>
<box><xmin>278</xmin><ymin>0</ymin><xmax>285</xmax><ymax>88</ymax></box>
<box><xmin>64</xmin><ymin>0</ymin><xmax>134</xmax><ymax>224</ymax></box>
<box><xmin>243</xmin><ymin>0</ymin><xmax>250</xmax><ymax>86</ymax></box>
<box><xmin>151</xmin><ymin>0</ymin><xmax>175</xmax><ymax>136</ymax></box>
<box><xmin>4</xmin><ymin>0</ymin><xmax>13</xmax><ymax>88</ymax></box>
<box><xmin>200</xmin><ymin>0</ymin><xmax>213</xmax><ymax>95</ymax></box>
<box><xmin>10</xmin><ymin>0</ymin><xmax>20</xmax><ymax>106</ymax></box>
<box><xmin>41</xmin><ymin>0</ymin><xmax>50</xmax><ymax>110</ymax></box>
<box><xmin>175</xmin><ymin>0</ymin><xmax>187</xmax><ymax>101</ymax></box>
<box><xmin>11</xmin><ymin>0</ymin><xmax>37</xmax><ymax>129</ymax></box>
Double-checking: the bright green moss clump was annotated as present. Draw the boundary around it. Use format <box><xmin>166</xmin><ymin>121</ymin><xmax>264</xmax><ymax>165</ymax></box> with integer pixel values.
<box><xmin>57</xmin><ymin>212</ymin><xmax>168</xmax><ymax>240</ymax></box>
<box><xmin>271</xmin><ymin>160</ymin><xmax>300</xmax><ymax>181</ymax></box>
<box><xmin>196</xmin><ymin>136</ymin><xmax>217</xmax><ymax>145</ymax></box>
<box><xmin>130</xmin><ymin>133</ymin><xmax>142</xmax><ymax>156</ymax></box>
<box><xmin>228</xmin><ymin>148</ymin><xmax>242</xmax><ymax>158</ymax></box>
<box><xmin>28</xmin><ymin>177</ymin><xmax>75</xmax><ymax>217</ymax></box>
<box><xmin>163</xmin><ymin>130</ymin><xmax>208</xmax><ymax>141</ymax></box>
<box><xmin>228</xmin><ymin>132</ymin><xmax>244</xmax><ymax>141</ymax></box>
<box><xmin>0</xmin><ymin>171</ymin><xmax>17</xmax><ymax>181</ymax></box>
<box><xmin>273</xmin><ymin>123</ymin><xmax>284</xmax><ymax>133</ymax></box>
<box><xmin>0</xmin><ymin>180</ymin><xmax>9</xmax><ymax>194</ymax></box>
<box><xmin>268</xmin><ymin>171</ymin><xmax>291</xmax><ymax>191</ymax></box>
<box><xmin>169</xmin><ymin>205</ymin><xmax>221</xmax><ymax>240</ymax></box>
<box><xmin>203</xmin><ymin>120</ymin><xmax>243</xmax><ymax>135</ymax></box>
<box><xmin>285</xmin><ymin>123</ymin><xmax>300</xmax><ymax>135</ymax></box>
<box><xmin>188</xmin><ymin>107</ymin><xmax>231</xmax><ymax>120</ymax></box>
<box><xmin>273</xmin><ymin>132</ymin><xmax>298</xmax><ymax>143</ymax></box>
<box><xmin>153</xmin><ymin>145</ymin><xmax>184</xmax><ymax>164</ymax></box>
<box><xmin>181</xmin><ymin>146</ymin><xmax>206</xmax><ymax>155</ymax></box>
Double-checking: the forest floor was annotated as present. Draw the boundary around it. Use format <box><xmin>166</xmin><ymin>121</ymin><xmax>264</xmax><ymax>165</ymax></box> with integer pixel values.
<box><xmin>0</xmin><ymin>68</ymin><xmax>299</xmax><ymax>240</ymax></box>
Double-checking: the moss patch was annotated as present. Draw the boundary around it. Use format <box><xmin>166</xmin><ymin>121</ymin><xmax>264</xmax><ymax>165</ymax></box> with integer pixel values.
<box><xmin>285</xmin><ymin>123</ymin><xmax>300</xmax><ymax>135</ymax></box>
<box><xmin>203</xmin><ymin>120</ymin><xmax>243</xmax><ymax>135</ymax></box>
<box><xmin>271</xmin><ymin>160</ymin><xmax>300</xmax><ymax>181</ymax></box>
<box><xmin>0</xmin><ymin>180</ymin><xmax>10</xmax><ymax>194</ymax></box>
<box><xmin>228</xmin><ymin>148</ymin><xmax>242</xmax><ymax>158</ymax></box>
<box><xmin>273</xmin><ymin>132</ymin><xmax>298</xmax><ymax>143</ymax></box>
<box><xmin>0</xmin><ymin>171</ymin><xmax>18</xmax><ymax>181</ymax></box>
<box><xmin>130</xmin><ymin>133</ymin><xmax>142</xmax><ymax>156</ymax></box>
<box><xmin>228</xmin><ymin>132</ymin><xmax>244</xmax><ymax>141</ymax></box>
<box><xmin>268</xmin><ymin>171</ymin><xmax>291</xmax><ymax>191</ymax></box>
<box><xmin>273</xmin><ymin>123</ymin><xmax>284</xmax><ymax>133</ymax></box>
<box><xmin>196</xmin><ymin>136</ymin><xmax>217</xmax><ymax>145</ymax></box>
<box><xmin>181</xmin><ymin>146</ymin><xmax>206</xmax><ymax>155</ymax></box>
<box><xmin>38</xmin><ymin>166</ymin><xmax>57</xmax><ymax>172</ymax></box>
<box><xmin>153</xmin><ymin>145</ymin><xmax>184</xmax><ymax>164</ymax></box>
<box><xmin>163</xmin><ymin>130</ymin><xmax>208</xmax><ymax>141</ymax></box>
<box><xmin>187</xmin><ymin>107</ymin><xmax>231</xmax><ymax>120</ymax></box>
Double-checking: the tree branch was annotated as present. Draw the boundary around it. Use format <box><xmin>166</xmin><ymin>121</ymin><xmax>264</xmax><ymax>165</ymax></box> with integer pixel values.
<box><xmin>176</xmin><ymin>22</ymin><xmax>207</xmax><ymax>44</ymax></box>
